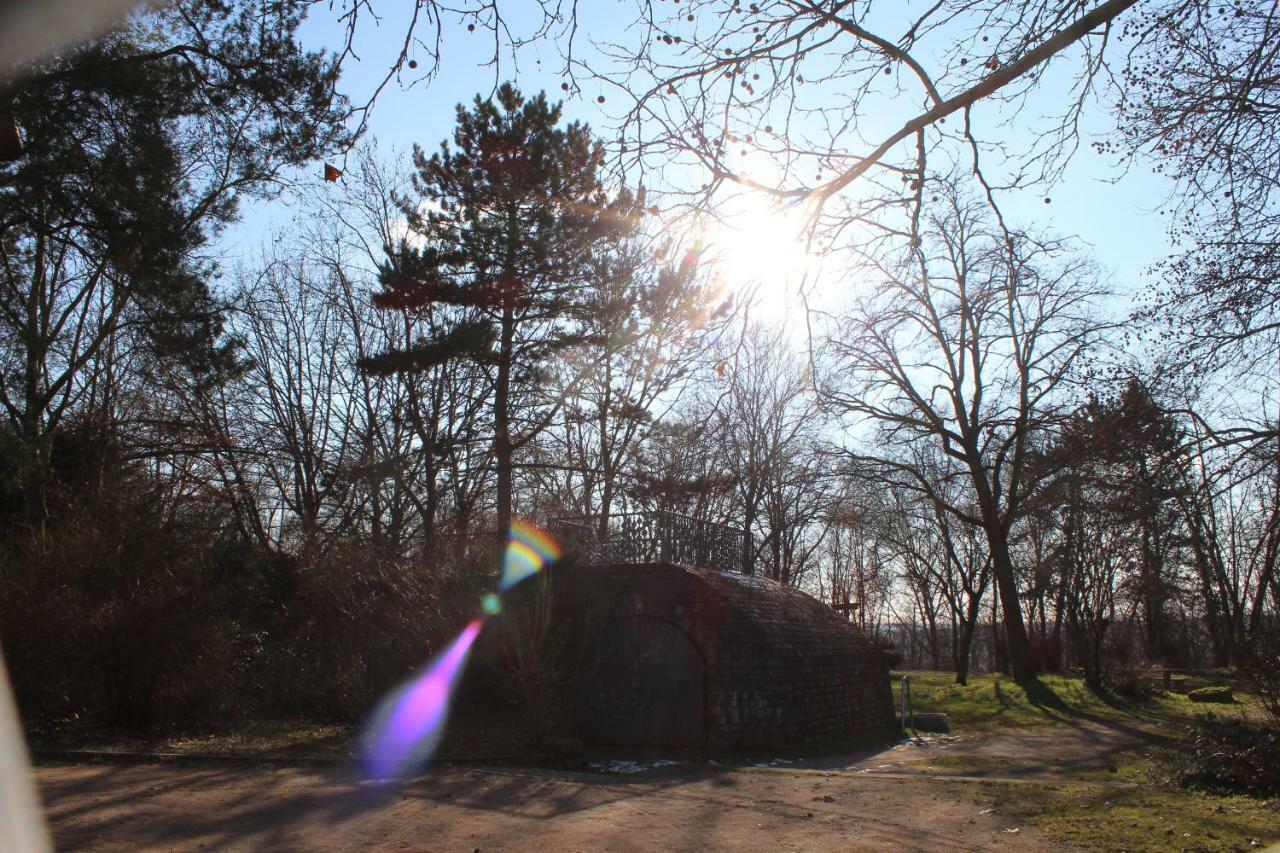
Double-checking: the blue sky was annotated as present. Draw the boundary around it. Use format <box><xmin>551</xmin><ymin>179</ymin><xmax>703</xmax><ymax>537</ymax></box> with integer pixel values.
<box><xmin>224</xmin><ymin>2</ymin><xmax>1178</xmax><ymax>317</ymax></box>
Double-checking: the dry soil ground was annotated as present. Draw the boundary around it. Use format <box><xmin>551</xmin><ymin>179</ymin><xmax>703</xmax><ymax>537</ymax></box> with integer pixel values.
<box><xmin>790</xmin><ymin>716</ymin><xmax>1172</xmax><ymax>779</ymax></box>
<box><xmin>37</xmin><ymin>760</ymin><xmax>1053</xmax><ymax>852</ymax></box>
<box><xmin>34</xmin><ymin>715</ymin><xmax>1280</xmax><ymax>851</ymax></box>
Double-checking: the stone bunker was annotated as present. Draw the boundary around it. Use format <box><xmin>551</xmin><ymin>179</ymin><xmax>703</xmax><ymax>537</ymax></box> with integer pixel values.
<box><xmin>550</xmin><ymin>560</ymin><xmax>894</xmax><ymax>750</ymax></box>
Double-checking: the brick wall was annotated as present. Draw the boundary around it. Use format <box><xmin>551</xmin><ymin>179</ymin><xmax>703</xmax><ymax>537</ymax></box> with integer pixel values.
<box><xmin>551</xmin><ymin>561</ymin><xmax>894</xmax><ymax>750</ymax></box>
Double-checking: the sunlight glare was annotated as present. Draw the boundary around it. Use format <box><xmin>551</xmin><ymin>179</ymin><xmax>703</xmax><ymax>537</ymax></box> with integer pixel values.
<box><xmin>700</xmin><ymin>194</ymin><xmax>819</xmax><ymax>321</ymax></box>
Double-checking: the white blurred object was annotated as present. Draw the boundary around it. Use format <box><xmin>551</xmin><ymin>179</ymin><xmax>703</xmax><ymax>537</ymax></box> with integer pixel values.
<box><xmin>0</xmin><ymin>648</ymin><xmax>49</xmax><ymax>852</ymax></box>
<box><xmin>1</xmin><ymin>0</ymin><xmax>148</xmax><ymax>79</ymax></box>
<box><xmin>3</xmin><ymin>5</ymin><xmax>190</xmax><ymax>848</ymax></box>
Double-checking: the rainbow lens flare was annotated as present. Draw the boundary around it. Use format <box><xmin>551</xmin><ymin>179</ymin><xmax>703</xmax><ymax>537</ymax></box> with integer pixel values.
<box><xmin>500</xmin><ymin>520</ymin><xmax>561</xmax><ymax>592</ymax></box>
<box><xmin>361</xmin><ymin>618</ymin><xmax>484</xmax><ymax>779</ymax></box>
<box><xmin>360</xmin><ymin>521</ymin><xmax>561</xmax><ymax>780</ymax></box>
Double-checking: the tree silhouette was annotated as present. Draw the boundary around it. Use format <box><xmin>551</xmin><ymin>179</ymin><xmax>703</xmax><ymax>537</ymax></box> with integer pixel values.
<box><xmin>365</xmin><ymin>85</ymin><xmax>632</xmax><ymax>534</ymax></box>
<box><xmin>0</xmin><ymin>0</ymin><xmax>350</xmax><ymax>521</ymax></box>
<box><xmin>826</xmin><ymin>184</ymin><xmax>1108</xmax><ymax>682</ymax></box>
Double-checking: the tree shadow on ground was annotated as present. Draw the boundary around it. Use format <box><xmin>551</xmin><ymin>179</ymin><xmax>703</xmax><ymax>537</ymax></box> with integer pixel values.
<box><xmin>38</xmin><ymin>759</ymin><xmax>730</xmax><ymax>851</ymax></box>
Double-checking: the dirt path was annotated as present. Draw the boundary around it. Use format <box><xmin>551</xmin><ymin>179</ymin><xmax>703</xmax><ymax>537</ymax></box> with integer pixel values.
<box><xmin>37</xmin><ymin>761</ymin><xmax>1061</xmax><ymax>851</ymax></box>
<box><xmin>782</xmin><ymin>717</ymin><xmax>1177</xmax><ymax>780</ymax></box>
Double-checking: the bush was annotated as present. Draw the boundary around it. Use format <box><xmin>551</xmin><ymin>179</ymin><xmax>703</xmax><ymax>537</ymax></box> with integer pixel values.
<box><xmin>1180</xmin><ymin>714</ymin><xmax>1280</xmax><ymax>797</ymax></box>
<box><xmin>0</xmin><ymin>451</ymin><xmax>482</xmax><ymax>733</ymax></box>
<box><xmin>1241</xmin><ymin>638</ymin><xmax>1280</xmax><ymax>725</ymax></box>
<box><xmin>1188</xmin><ymin>685</ymin><xmax>1234</xmax><ymax>703</ymax></box>
<box><xmin>1107</xmin><ymin>664</ymin><xmax>1163</xmax><ymax>699</ymax></box>
<box><xmin>264</xmin><ymin>540</ymin><xmax>448</xmax><ymax>721</ymax></box>
<box><xmin>475</xmin><ymin>569</ymin><xmax>588</xmax><ymax>739</ymax></box>
<box><xmin>0</xmin><ymin>497</ymin><xmax>243</xmax><ymax>731</ymax></box>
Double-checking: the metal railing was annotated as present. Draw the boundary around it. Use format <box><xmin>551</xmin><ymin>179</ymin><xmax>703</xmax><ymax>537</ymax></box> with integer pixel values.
<box><xmin>551</xmin><ymin>510</ymin><xmax>751</xmax><ymax>575</ymax></box>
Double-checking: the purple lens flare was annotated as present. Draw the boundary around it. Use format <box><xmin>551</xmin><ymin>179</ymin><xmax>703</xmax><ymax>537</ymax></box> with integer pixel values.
<box><xmin>361</xmin><ymin>618</ymin><xmax>484</xmax><ymax>780</ymax></box>
<box><xmin>360</xmin><ymin>520</ymin><xmax>562</xmax><ymax>780</ymax></box>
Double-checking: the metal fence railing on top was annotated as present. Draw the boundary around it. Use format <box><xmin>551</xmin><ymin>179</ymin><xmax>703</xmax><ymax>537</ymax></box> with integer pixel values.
<box><xmin>551</xmin><ymin>510</ymin><xmax>751</xmax><ymax>575</ymax></box>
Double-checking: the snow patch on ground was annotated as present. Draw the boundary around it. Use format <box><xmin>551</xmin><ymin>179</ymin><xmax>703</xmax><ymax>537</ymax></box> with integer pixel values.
<box><xmin>586</xmin><ymin>759</ymin><xmax>685</xmax><ymax>774</ymax></box>
<box><xmin>891</xmin><ymin>734</ymin><xmax>961</xmax><ymax>749</ymax></box>
<box><xmin>750</xmin><ymin>758</ymin><xmax>800</xmax><ymax>768</ymax></box>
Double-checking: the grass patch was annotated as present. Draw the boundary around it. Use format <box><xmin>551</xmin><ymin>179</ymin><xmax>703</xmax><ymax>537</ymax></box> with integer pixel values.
<box><xmin>992</xmin><ymin>783</ymin><xmax>1280</xmax><ymax>852</ymax></box>
<box><xmin>155</xmin><ymin>722</ymin><xmax>356</xmax><ymax>757</ymax></box>
<box><xmin>916</xmin><ymin>754</ymin><xmax>1007</xmax><ymax>775</ymax></box>
<box><xmin>892</xmin><ymin>671</ymin><xmax>1209</xmax><ymax>732</ymax></box>
<box><xmin>1070</xmin><ymin>742</ymin><xmax>1189</xmax><ymax>785</ymax></box>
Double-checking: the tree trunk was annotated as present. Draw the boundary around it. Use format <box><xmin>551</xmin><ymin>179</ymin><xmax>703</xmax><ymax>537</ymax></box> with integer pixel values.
<box><xmin>494</xmin><ymin>305</ymin><xmax>515</xmax><ymax>536</ymax></box>
<box><xmin>597</xmin><ymin>357</ymin><xmax>615</xmax><ymax>537</ymax></box>
<box><xmin>955</xmin><ymin>594</ymin><xmax>982</xmax><ymax>685</ymax></box>
<box><xmin>985</xmin><ymin>522</ymin><xmax>1037</xmax><ymax>682</ymax></box>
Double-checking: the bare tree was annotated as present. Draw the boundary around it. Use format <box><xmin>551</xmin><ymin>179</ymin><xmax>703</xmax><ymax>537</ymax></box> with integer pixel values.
<box><xmin>627</xmin><ymin>410</ymin><xmax>736</xmax><ymax>524</ymax></box>
<box><xmin>544</xmin><ymin>232</ymin><xmax>726</xmax><ymax>529</ymax></box>
<box><xmin>1179</xmin><ymin>426</ymin><xmax>1280</xmax><ymax>666</ymax></box>
<box><xmin>599</xmin><ymin>0</ymin><xmax>1140</xmax><ymax>221</ymax></box>
<box><xmin>1123</xmin><ymin>3</ymin><xmax>1280</xmax><ymax>387</ymax></box>
<box><xmin>718</xmin><ymin>324</ymin><xmax>828</xmax><ymax>581</ymax></box>
<box><xmin>878</xmin><ymin>452</ymin><xmax>993</xmax><ymax>683</ymax></box>
<box><xmin>304</xmin><ymin>147</ymin><xmax>493</xmax><ymax>552</ymax></box>
<box><xmin>823</xmin><ymin>184</ymin><xmax>1107</xmax><ymax>682</ymax></box>
<box><xmin>820</xmin><ymin>482</ymin><xmax>895</xmax><ymax>638</ymax></box>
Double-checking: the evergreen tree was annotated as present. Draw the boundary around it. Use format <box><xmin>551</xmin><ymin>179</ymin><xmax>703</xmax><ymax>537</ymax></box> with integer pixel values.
<box><xmin>0</xmin><ymin>0</ymin><xmax>350</xmax><ymax>521</ymax></box>
<box><xmin>1046</xmin><ymin>379</ymin><xmax>1187</xmax><ymax>671</ymax></box>
<box><xmin>364</xmin><ymin>84</ymin><xmax>627</xmax><ymax>534</ymax></box>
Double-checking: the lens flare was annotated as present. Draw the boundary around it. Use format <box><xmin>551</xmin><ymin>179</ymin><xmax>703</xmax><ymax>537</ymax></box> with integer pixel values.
<box><xmin>361</xmin><ymin>618</ymin><xmax>484</xmax><ymax>779</ymax></box>
<box><xmin>500</xmin><ymin>520</ymin><xmax>561</xmax><ymax>592</ymax></box>
<box><xmin>360</xmin><ymin>520</ymin><xmax>561</xmax><ymax>781</ymax></box>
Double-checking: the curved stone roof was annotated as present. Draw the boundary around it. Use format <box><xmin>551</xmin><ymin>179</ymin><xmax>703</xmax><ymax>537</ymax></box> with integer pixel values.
<box><xmin>551</xmin><ymin>561</ymin><xmax>893</xmax><ymax>749</ymax></box>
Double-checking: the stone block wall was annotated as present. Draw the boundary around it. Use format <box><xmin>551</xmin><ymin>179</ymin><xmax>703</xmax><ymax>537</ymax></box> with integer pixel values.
<box><xmin>551</xmin><ymin>561</ymin><xmax>894</xmax><ymax>750</ymax></box>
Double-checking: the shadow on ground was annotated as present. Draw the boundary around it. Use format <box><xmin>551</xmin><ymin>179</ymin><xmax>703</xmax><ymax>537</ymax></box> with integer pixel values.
<box><xmin>40</xmin><ymin>759</ymin><xmax>750</xmax><ymax>851</ymax></box>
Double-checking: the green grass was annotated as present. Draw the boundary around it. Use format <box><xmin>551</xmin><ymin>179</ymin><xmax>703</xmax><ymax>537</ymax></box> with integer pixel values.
<box><xmin>890</xmin><ymin>670</ymin><xmax>1280</xmax><ymax>791</ymax></box>
<box><xmin>991</xmin><ymin>784</ymin><xmax>1280</xmax><ymax>852</ymax></box>
<box><xmin>891</xmin><ymin>670</ymin><xmax>1231</xmax><ymax>733</ymax></box>
<box><xmin>889</xmin><ymin>670</ymin><xmax>1280</xmax><ymax>848</ymax></box>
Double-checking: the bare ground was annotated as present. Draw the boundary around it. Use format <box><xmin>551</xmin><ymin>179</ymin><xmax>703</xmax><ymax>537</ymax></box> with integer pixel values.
<box><xmin>37</xmin><ymin>761</ymin><xmax>1058</xmax><ymax>852</ymax></box>
<box><xmin>39</xmin><ymin>716</ymin><xmax>1279</xmax><ymax>852</ymax></box>
<box><xmin>790</xmin><ymin>716</ymin><xmax>1178</xmax><ymax>780</ymax></box>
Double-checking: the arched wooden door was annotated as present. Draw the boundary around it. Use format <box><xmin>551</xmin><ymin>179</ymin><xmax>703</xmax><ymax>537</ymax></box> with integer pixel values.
<box><xmin>578</xmin><ymin>616</ymin><xmax>707</xmax><ymax>748</ymax></box>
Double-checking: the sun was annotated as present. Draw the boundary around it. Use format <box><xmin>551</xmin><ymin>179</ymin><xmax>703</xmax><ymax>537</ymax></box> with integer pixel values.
<box><xmin>698</xmin><ymin>194</ymin><xmax>820</xmax><ymax>322</ymax></box>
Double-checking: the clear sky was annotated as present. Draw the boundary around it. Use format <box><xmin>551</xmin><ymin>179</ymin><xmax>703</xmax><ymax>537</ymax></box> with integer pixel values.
<box><xmin>223</xmin><ymin>2</ymin><xmax>1179</xmax><ymax>325</ymax></box>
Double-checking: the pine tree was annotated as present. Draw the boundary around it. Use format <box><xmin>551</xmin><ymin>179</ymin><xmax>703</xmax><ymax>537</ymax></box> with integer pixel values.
<box><xmin>364</xmin><ymin>84</ymin><xmax>627</xmax><ymax>535</ymax></box>
<box><xmin>0</xmin><ymin>0</ymin><xmax>350</xmax><ymax>522</ymax></box>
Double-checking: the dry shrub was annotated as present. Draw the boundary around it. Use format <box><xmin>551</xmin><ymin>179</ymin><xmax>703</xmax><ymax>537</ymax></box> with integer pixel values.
<box><xmin>268</xmin><ymin>541</ymin><xmax>445</xmax><ymax>720</ymax></box>
<box><xmin>1106</xmin><ymin>663</ymin><xmax>1164</xmax><ymax>699</ymax></box>
<box><xmin>0</xmin><ymin>488</ymin><xmax>495</xmax><ymax>733</ymax></box>
<box><xmin>1240</xmin><ymin>626</ymin><xmax>1280</xmax><ymax>725</ymax></box>
<box><xmin>0</xmin><ymin>420</ymin><xmax>515</xmax><ymax>736</ymax></box>
<box><xmin>0</xmin><ymin>495</ymin><xmax>240</xmax><ymax>732</ymax></box>
<box><xmin>1180</xmin><ymin>713</ymin><xmax>1280</xmax><ymax>797</ymax></box>
<box><xmin>480</xmin><ymin>571</ymin><xmax>584</xmax><ymax>738</ymax></box>
<box><xmin>1179</xmin><ymin>624</ymin><xmax>1280</xmax><ymax>797</ymax></box>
